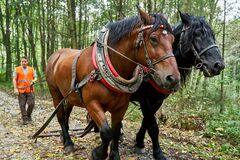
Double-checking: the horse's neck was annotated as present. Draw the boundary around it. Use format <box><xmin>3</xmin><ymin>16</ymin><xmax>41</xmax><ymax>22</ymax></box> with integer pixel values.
<box><xmin>174</xmin><ymin>23</ymin><xmax>194</xmax><ymax>69</ymax></box>
<box><xmin>173</xmin><ymin>23</ymin><xmax>193</xmax><ymax>80</ymax></box>
<box><xmin>108</xmin><ymin>44</ymin><xmax>137</xmax><ymax>79</ymax></box>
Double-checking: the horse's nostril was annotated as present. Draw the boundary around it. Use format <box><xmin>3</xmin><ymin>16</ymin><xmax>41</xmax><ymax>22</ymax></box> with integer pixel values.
<box><xmin>166</xmin><ymin>75</ymin><xmax>176</xmax><ymax>84</ymax></box>
<box><xmin>214</xmin><ymin>62</ymin><xmax>225</xmax><ymax>70</ymax></box>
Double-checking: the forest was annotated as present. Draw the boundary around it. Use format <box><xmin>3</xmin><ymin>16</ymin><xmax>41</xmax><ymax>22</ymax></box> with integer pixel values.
<box><xmin>0</xmin><ymin>0</ymin><xmax>240</xmax><ymax>159</ymax></box>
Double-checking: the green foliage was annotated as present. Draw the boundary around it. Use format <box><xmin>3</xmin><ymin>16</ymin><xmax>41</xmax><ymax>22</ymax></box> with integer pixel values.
<box><xmin>124</xmin><ymin>102</ymin><xmax>142</xmax><ymax>122</ymax></box>
<box><xmin>204</xmin><ymin>107</ymin><xmax>240</xmax><ymax>144</ymax></box>
<box><xmin>0</xmin><ymin>72</ymin><xmax>6</xmax><ymax>81</ymax></box>
<box><xmin>161</xmin><ymin>73</ymin><xmax>240</xmax><ymax>156</ymax></box>
<box><xmin>0</xmin><ymin>80</ymin><xmax>12</xmax><ymax>90</ymax></box>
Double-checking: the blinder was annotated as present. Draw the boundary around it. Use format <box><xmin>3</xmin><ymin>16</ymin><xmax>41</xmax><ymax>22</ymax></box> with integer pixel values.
<box><xmin>135</xmin><ymin>25</ymin><xmax>153</xmax><ymax>48</ymax></box>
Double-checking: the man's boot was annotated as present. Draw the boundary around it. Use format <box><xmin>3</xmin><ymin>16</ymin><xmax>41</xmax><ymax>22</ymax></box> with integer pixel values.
<box><xmin>27</xmin><ymin>115</ymin><xmax>32</xmax><ymax>121</ymax></box>
<box><xmin>22</xmin><ymin>116</ymin><xmax>28</xmax><ymax>125</ymax></box>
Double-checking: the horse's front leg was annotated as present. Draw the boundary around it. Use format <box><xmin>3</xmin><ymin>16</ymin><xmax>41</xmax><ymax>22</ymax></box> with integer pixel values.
<box><xmin>148</xmin><ymin>100</ymin><xmax>166</xmax><ymax>160</ymax></box>
<box><xmin>135</xmin><ymin>100</ymin><xmax>166</xmax><ymax>160</ymax></box>
<box><xmin>147</xmin><ymin>115</ymin><xmax>166</xmax><ymax>160</ymax></box>
<box><xmin>135</xmin><ymin>100</ymin><xmax>149</xmax><ymax>153</ymax></box>
<box><xmin>109</xmin><ymin>121</ymin><xmax>122</xmax><ymax>160</ymax></box>
<box><xmin>109</xmin><ymin>106</ymin><xmax>128</xmax><ymax>160</ymax></box>
<box><xmin>87</xmin><ymin>101</ymin><xmax>113</xmax><ymax>160</ymax></box>
<box><xmin>135</xmin><ymin>118</ymin><xmax>147</xmax><ymax>153</ymax></box>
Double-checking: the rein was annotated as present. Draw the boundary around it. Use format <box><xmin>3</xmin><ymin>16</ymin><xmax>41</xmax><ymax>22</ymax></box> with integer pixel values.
<box><xmin>96</xmin><ymin>40</ymin><xmax>142</xmax><ymax>68</ymax></box>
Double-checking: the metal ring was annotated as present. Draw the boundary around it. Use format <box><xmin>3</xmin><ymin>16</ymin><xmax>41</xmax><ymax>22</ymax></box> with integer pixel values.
<box><xmin>196</xmin><ymin>62</ymin><xmax>203</xmax><ymax>69</ymax></box>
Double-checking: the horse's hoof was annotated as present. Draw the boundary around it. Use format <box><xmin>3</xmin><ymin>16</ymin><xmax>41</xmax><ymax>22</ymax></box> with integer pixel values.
<box><xmin>60</xmin><ymin>134</ymin><xmax>64</xmax><ymax>143</ymax></box>
<box><xmin>154</xmin><ymin>155</ymin><xmax>167</xmax><ymax>160</ymax></box>
<box><xmin>91</xmin><ymin>146</ymin><xmax>108</xmax><ymax>160</ymax></box>
<box><xmin>91</xmin><ymin>150</ymin><xmax>98</xmax><ymax>160</ymax></box>
<box><xmin>119</xmin><ymin>133</ymin><xmax>124</xmax><ymax>143</ymax></box>
<box><xmin>134</xmin><ymin>146</ymin><xmax>145</xmax><ymax>154</ymax></box>
<box><xmin>64</xmin><ymin>145</ymin><xmax>75</xmax><ymax>153</ymax></box>
<box><xmin>153</xmin><ymin>149</ymin><xmax>166</xmax><ymax>160</ymax></box>
<box><xmin>109</xmin><ymin>151</ymin><xmax>120</xmax><ymax>160</ymax></box>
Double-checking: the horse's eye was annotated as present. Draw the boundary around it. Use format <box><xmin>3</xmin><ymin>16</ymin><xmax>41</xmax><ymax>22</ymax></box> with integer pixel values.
<box><xmin>194</xmin><ymin>28</ymin><xmax>203</xmax><ymax>36</ymax></box>
<box><xmin>150</xmin><ymin>36</ymin><xmax>159</xmax><ymax>46</ymax></box>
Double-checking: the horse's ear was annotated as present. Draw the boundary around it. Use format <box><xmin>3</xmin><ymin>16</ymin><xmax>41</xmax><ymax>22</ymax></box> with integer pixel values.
<box><xmin>136</xmin><ymin>5</ymin><xmax>153</xmax><ymax>24</ymax></box>
<box><xmin>179</xmin><ymin>10</ymin><xmax>191</xmax><ymax>25</ymax></box>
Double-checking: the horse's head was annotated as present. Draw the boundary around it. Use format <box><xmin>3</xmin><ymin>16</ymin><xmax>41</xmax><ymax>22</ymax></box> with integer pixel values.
<box><xmin>178</xmin><ymin>12</ymin><xmax>225</xmax><ymax>77</ymax></box>
<box><xmin>136</xmin><ymin>7</ymin><xmax>180</xmax><ymax>91</ymax></box>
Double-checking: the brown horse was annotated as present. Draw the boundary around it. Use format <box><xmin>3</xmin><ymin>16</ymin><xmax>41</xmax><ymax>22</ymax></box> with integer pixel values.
<box><xmin>45</xmin><ymin>8</ymin><xmax>180</xmax><ymax>159</ymax></box>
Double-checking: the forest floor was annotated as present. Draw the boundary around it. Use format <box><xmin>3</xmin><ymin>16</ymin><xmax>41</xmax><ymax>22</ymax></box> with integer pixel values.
<box><xmin>0</xmin><ymin>90</ymin><xmax>239</xmax><ymax>160</ymax></box>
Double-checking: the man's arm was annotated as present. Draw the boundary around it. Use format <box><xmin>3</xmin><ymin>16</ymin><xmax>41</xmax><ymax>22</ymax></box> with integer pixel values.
<box><xmin>31</xmin><ymin>68</ymin><xmax>37</xmax><ymax>85</ymax></box>
<box><xmin>12</xmin><ymin>77</ymin><xmax>18</xmax><ymax>94</ymax></box>
<box><xmin>32</xmin><ymin>77</ymin><xmax>37</xmax><ymax>84</ymax></box>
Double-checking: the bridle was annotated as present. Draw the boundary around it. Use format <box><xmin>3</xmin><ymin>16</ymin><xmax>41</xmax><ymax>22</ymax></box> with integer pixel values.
<box><xmin>179</xmin><ymin>25</ymin><xmax>218</xmax><ymax>70</ymax></box>
<box><xmin>136</xmin><ymin>24</ymin><xmax>174</xmax><ymax>72</ymax></box>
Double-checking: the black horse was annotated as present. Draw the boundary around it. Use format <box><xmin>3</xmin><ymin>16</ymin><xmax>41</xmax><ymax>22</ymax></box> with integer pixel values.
<box><xmin>84</xmin><ymin>12</ymin><xmax>225</xmax><ymax>159</ymax></box>
<box><xmin>129</xmin><ymin>12</ymin><xmax>225</xmax><ymax>159</ymax></box>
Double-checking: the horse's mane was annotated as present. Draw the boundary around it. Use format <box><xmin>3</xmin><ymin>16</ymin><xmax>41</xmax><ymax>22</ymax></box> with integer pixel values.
<box><xmin>173</xmin><ymin>14</ymin><xmax>215</xmax><ymax>85</ymax></box>
<box><xmin>106</xmin><ymin>14</ymin><xmax>172</xmax><ymax>45</ymax></box>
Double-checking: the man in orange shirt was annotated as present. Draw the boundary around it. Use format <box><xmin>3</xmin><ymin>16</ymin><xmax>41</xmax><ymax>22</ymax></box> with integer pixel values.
<box><xmin>13</xmin><ymin>56</ymin><xmax>37</xmax><ymax>125</ymax></box>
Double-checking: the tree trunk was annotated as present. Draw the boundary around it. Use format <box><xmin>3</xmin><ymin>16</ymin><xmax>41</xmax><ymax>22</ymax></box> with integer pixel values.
<box><xmin>38</xmin><ymin>0</ymin><xmax>46</xmax><ymax>72</ymax></box>
<box><xmin>67</xmin><ymin>0</ymin><xmax>77</xmax><ymax>48</ymax></box>
<box><xmin>182</xmin><ymin>0</ymin><xmax>191</xmax><ymax>12</ymax></box>
<box><xmin>50</xmin><ymin>0</ymin><xmax>56</xmax><ymax>55</ymax></box>
<box><xmin>116</xmin><ymin>0</ymin><xmax>124</xmax><ymax>20</ymax></box>
<box><xmin>78</xmin><ymin>0</ymin><xmax>83</xmax><ymax>49</ymax></box>
<box><xmin>83</xmin><ymin>2</ymin><xmax>87</xmax><ymax>47</ymax></box>
<box><xmin>19</xmin><ymin>6</ymin><xmax>28</xmax><ymax>58</ymax></box>
<box><xmin>208</xmin><ymin>0</ymin><xmax>218</xmax><ymax>26</ymax></box>
<box><xmin>21</xmin><ymin>2</ymin><xmax>41</xmax><ymax>82</ymax></box>
<box><xmin>146</xmin><ymin>0</ymin><xmax>152</xmax><ymax>13</ymax></box>
<box><xmin>14</xmin><ymin>3</ymin><xmax>21</xmax><ymax>67</ymax></box>
<box><xmin>220</xmin><ymin>0</ymin><xmax>226</xmax><ymax>113</ymax></box>
<box><xmin>0</xmin><ymin>0</ymin><xmax>12</xmax><ymax>81</ymax></box>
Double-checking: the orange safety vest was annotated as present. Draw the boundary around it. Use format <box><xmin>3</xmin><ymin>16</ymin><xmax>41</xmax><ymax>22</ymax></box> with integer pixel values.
<box><xmin>15</xmin><ymin>66</ymin><xmax>35</xmax><ymax>93</ymax></box>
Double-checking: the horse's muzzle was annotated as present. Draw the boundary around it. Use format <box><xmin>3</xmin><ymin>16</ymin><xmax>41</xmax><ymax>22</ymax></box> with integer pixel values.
<box><xmin>153</xmin><ymin>73</ymin><xmax>181</xmax><ymax>91</ymax></box>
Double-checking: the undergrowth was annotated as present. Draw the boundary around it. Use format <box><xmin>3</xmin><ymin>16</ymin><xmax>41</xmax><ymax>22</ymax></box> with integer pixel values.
<box><xmin>162</xmin><ymin>84</ymin><xmax>240</xmax><ymax>157</ymax></box>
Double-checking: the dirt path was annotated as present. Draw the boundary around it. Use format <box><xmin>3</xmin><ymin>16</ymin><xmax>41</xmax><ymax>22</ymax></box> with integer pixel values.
<box><xmin>0</xmin><ymin>91</ymin><xmax>238</xmax><ymax>160</ymax></box>
<box><xmin>0</xmin><ymin>90</ymin><xmax>157</xmax><ymax>160</ymax></box>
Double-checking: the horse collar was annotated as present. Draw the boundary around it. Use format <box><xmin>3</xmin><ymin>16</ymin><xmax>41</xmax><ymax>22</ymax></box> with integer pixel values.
<box><xmin>92</xmin><ymin>27</ymin><xmax>144</xmax><ymax>93</ymax></box>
